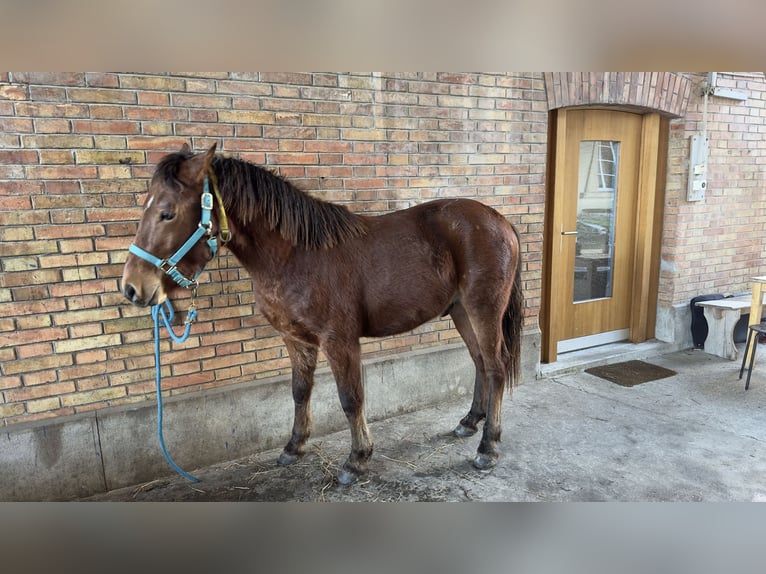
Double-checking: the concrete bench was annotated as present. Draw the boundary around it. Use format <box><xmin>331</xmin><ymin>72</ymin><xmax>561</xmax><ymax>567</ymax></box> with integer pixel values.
<box><xmin>695</xmin><ymin>295</ymin><xmax>761</xmax><ymax>360</ymax></box>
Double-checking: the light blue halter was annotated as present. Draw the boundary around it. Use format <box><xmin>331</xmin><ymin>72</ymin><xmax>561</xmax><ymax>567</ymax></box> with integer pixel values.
<box><xmin>128</xmin><ymin>176</ymin><xmax>220</xmax><ymax>290</ymax></box>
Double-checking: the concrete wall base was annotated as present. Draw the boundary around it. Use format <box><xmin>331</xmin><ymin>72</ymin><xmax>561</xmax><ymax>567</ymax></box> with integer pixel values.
<box><xmin>1</xmin><ymin>331</ymin><xmax>540</xmax><ymax>501</ymax></box>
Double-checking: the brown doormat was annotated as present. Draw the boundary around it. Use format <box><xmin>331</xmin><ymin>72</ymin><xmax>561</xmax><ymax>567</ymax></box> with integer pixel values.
<box><xmin>584</xmin><ymin>360</ymin><xmax>677</xmax><ymax>387</ymax></box>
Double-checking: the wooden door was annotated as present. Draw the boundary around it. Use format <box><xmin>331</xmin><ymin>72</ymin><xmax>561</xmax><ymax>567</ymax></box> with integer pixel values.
<box><xmin>543</xmin><ymin>109</ymin><xmax>666</xmax><ymax>361</ymax></box>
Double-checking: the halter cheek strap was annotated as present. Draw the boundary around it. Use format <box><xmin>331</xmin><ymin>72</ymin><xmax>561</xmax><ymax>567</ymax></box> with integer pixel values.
<box><xmin>129</xmin><ymin>172</ymin><xmax>228</xmax><ymax>290</ymax></box>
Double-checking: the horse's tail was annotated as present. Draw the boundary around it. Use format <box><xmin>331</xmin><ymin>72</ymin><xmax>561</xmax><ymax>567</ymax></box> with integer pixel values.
<box><xmin>503</xmin><ymin>226</ymin><xmax>524</xmax><ymax>392</ymax></box>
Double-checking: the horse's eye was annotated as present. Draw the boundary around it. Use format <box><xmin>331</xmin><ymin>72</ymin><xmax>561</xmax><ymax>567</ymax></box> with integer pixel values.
<box><xmin>160</xmin><ymin>212</ymin><xmax>175</xmax><ymax>222</ymax></box>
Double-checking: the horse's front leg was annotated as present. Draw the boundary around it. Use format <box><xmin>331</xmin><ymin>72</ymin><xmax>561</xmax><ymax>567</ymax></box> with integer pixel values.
<box><xmin>277</xmin><ymin>338</ymin><xmax>318</xmax><ymax>466</ymax></box>
<box><xmin>323</xmin><ymin>338</ymin><xmax>372</xmax><ymax>485</ymax></box>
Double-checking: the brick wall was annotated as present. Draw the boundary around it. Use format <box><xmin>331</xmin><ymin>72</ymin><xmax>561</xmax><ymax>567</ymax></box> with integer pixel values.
<box><xmin>544</xmin><ymin>72</ymin><xmax>692</xmax><ymax>117</ymax></box>
<box><xmin>660</xmin><ymin>72</ymin><xmax>766</xmax><ymax>309</ymax></box>
<box><xmin>0</xmin><ymin>72</ymin><xmax>548</xmax><ymax>425</ymax></box>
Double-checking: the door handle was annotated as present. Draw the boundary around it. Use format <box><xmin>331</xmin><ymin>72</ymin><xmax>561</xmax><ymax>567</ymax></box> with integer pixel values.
<box><xmin>561</xmin><ymin>230</ymin><xmax>578</xmax><ymax>236</ymax></box>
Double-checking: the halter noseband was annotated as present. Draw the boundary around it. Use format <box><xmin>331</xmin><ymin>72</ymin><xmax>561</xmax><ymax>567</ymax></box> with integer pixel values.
<box><xmin>129</xmin><ymin>171</ymin><xmax>230</xmax><ymax>290</ymax></box>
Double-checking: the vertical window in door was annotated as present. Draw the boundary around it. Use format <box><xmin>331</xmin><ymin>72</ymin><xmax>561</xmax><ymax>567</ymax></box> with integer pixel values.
<box><xmin>574</xmin><ymin>140</ymin><xmax>620</xmax><ymax>302</ymax></box>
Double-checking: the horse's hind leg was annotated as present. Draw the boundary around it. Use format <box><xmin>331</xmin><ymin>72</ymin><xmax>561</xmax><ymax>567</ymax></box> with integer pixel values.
<box><xmin>323</xmin><ymin>338</ymin><xmax>373</xmax><ymax>485</ymax></box>
<box><xmin>471</xmin><ymin>318</ymin><xmax>508</xmax><ymax>470</ymax></box>
<box><xmin>277</xmin><ymin>339</ymin><xmax>318</xmax><ymax>466</ymax></box>
<box><xmin>450</xmin><ymin>302</ymin><xmax>487</xmax><ymax>438</ymax></box>
<box><xmin>457</xmin><ymin>293</ymin><xmax>511</xmax><ymax>470</ymax></box>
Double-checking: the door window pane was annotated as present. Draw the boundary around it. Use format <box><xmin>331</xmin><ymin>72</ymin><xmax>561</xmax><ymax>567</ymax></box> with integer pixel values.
<box><xmin>574</xmin><ymin>141</ymin><xmax>619</xmax><ymax>302</ymax></box>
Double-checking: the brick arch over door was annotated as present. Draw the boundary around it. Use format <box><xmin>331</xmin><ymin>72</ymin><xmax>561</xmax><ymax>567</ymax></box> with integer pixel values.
<box><xmin>544</xmin><ymin>72</ymin><xmax>692</xmax><ymax>117</ymax></box>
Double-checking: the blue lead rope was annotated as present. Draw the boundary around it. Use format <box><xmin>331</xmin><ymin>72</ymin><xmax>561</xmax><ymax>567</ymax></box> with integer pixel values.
<box><xmin>152</xmin><ymin>299</ymin><xmax>200</xmax><ymax>483</ymax></box>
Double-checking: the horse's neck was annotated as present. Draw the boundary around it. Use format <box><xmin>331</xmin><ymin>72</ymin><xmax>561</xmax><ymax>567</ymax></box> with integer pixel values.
<box><xmin>224</xmin><ymin>215</ymin><xmax>295</xmax><ymax>281</ymax></box>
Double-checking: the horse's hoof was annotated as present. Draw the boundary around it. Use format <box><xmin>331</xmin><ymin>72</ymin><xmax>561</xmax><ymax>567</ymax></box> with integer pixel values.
<box><xmin>453</xmin><ymin>424</ymin><xmax>478</xmax><ymax>438</ymax></box>
<box><xmin>337</xmin><ymin>460</ymin><xmax>366</xmax><ymax>485</ymax></box>
<box><xmin>472</xmin><ymin>453</ymin><xmax>497</xmax><ymax>470</ymax></box>
<box><xmin>277</xmin><ymin>450</ymin><xmax>302</xmax><ymax>466</ymax></box>
<box><xmin>336</xmin><ymin>469</ymin><xmax>359</xmax><ymax>485</ymax></box>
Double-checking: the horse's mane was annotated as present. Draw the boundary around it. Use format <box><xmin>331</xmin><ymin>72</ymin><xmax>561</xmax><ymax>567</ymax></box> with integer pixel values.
<box><xmin>155</xmin><ymin>151</ymin><xmax>368</xmax><ymax>249</ymax></box>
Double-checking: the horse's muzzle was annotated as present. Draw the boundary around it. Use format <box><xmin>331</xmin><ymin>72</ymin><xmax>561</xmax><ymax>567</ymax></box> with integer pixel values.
<box><xmin>122</xmin><ymin>281</ymin><xmax>163</xmax><ymax>307</ymax></box>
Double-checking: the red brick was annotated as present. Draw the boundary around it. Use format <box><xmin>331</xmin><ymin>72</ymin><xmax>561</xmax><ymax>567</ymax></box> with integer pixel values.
<box><xmin>126</xmin><ymin>136</ymin><xmax>189</xmax><ymax>150</ymax></box>
<box><xmin>28</xmin><ymin>86</ymin><xmax>67</xmax><ymax>102</ymax></box>
<box><xmin>259</xmin><ymin>73</ymin><xmax>313</xmax><ymax>85</ymax></box>
<box><xmin>161</xmin><ymin>371</ymin><xmax>216</xmax><ymax>390</ymax></box>
<box><xmin>60</xmin><ymin>386</ymin><xmax>126</xmax><ymax>407</ymax></box>
<box><xmin>173</xmin><ymin>94</ymin><xmax>231</xmax><ymax>108</ymax></box>
<box><xmin>124</xmin><ymin>107</ymin><xmax>187</xmax><ymax>121</ymax></box>
<box><xmin>3</xmin><ymin>352</ymin><xmax>74</xmax><ymax>376</ymax></box>
<box><xmin>75</xmin><ymin>375</ymin><xmax>110</xmax><ymax>392</ymax></box>
<box><xmin>22</xmin><ymin>134</ymin><xmax>93</xmax><ymax>148</ymax></box>
<box><xmin>10</xmin><ymin>285</ymin><xmax>49</xmax><ymax>302</ymax></box>
<box><xmin>0</xmin><ymin>326</ymin><xmax>68</xmax><ymax>348</ymax></box>
<box><xmin>16</xmin><ymin>342</ymin><xmax>54</xmax><ymax>359</ymax></box>
<box><xmin>344</xmin><ymin>178</ymin><xmax>387</xmax><ymax>189</ymax></box>
<box><xmin>49</xmin><ymin>280</ymin><xmax>113</xmax><ymax>298</ymax></box>
<box><xmin>121</xmin><ymin>76</ymin><xmax>185</xmax><ymax>91</ymax></box>
<box><xmin>39</xmin><ymin>150</ymin><xmax>74</xmax><ymax>164</ymax></box>
<box><xmin>13</xmin><ymin>72</ymin><xmax>84</xmax><ymax>86</ymax></box>
<box><xmin>34</xmin><ymin>224</ymin><xmax>106</xmax><ymax>240</ymax></box>
<box><xmin>304</xmin><ymin>141</ymin><xmax>353</xmax><ymax>153</ymax></box>
<box><xmin>0</xmin><ymin>165</ymin><xmax>23</xmax><ymax>178</ymax></box>
<box><xmin>190</xmin><ymin>109</ymin><xmax>218</xmax><ymax>122</ymax></box>
<box><xmin>71</xmin><ymin>120</ymin><xmax>139</xmax><ymax>134</ymax></box>
<box><xmin>58</xmin><ymin>238</ymin><xmax>94</xmax><ymax>253</ymax></box>
<box><xmin>267</xmin><ymin>152</ymin><xmax>318</xmax><ymax>164</ymax></box>
<box><xmin>218</xmin><ymin>110</ymin><xmax>275</xmax><ymax>124</ymax></box>
<box><xmin>215</xmin><ymin>80</ymin><xmax>273</xmax><ymax>96</ymax></box>
<box><xmin>85</xmin><ymin>73</ymin><xmax>119</xmax><ymax>88</ymax></box>
<box><xmin>137</xmin><ymin>92</ymin><xmax>171</xmax><ymax>106</ymax></box>
<box><xmin>90</xmin><ymin>106</ymin><xmax>125</xmax><ymax>120</ymax></box>
<box><xmin>0</xmin><ymin>212</ymin><xmax>49</xmax><ymax>227</ymax></box>
<box><xmin>0</xmin><ymin>268</ymin><xmax>61</xmax><ymax>288</ymax></box>
<box><xmin>0</xmin><ymin>150</ymin><xmax>38</xmax><ymax>164</ymax></box>
<box><xmin>185</xmin><ymin>79</ymin><xmax>215</xmax><ymax>93</ymax></box>
<box><xmin>175</xmin><ymin>123</ymin><xmax>234</xmax><ymax>137</ymax></box>
<box><xmin>43</xmin><ymin>180</ymin><xmax>82</xmax><ymax>194</ymax></box>
<box><xmin>0</xmin><ymin>189</ymin><xmax>28</xmax><ymax>209</ymax></box>
<box><xmin>0</xmin><ymin>85</ymin><xmax>28</xmax><ymax>100</ymax></box>
<box><xmin>25</xmin><ymin>165</ymin><xmax>97</xmax><ymax>179</ymax></box>
<box><xmin>68</xmin><ymin>88</ymin><xmax>136</xmax><ymax>104</ymax></box>
<box><xmin>59</xmin><ymin>361</ymin><xmax>126</xmax><ymax>383</ymax></box>
<box><xmin>15</xmin><ymin>103</ymin><xmax>89</xmax><ymax>118</ymax></box>
<box><xmin>1</xmin><ymin>374</ymin><xmax>23</xmax><ymax>390</ymax></box>
<box><xmin>0</xmin><ymin>117</ymin><xmax>32</xmax><ymax>132</ymax></box>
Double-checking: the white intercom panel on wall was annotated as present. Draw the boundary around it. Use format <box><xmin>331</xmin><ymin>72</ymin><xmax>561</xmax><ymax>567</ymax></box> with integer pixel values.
<box><xmin>687</xmin><ymin>134</ymin><xmax>709</xmax><ymax>202</ymax></box>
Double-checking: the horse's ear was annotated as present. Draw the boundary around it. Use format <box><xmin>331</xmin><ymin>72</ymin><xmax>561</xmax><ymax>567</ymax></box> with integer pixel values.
<box><xmin>180</xmin><ymin>142</ymin><xmax>191</xmax><ymax>154</ymax></box>
<box><xmin>195</xmin><ymin>143</ymin><xmax>217</xmax><ymax>183</ymax></box>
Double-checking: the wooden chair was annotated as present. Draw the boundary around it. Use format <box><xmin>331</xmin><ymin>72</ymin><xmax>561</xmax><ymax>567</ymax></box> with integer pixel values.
<box><xmin>739</xmin><ymin>322</ymin><xmax>766</xmax><ymax>390</ymax></box>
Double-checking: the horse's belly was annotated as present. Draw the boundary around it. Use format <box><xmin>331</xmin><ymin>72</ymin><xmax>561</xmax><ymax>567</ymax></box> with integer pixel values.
<box><xmin>360</xmin><ymin>243</ymin><xmax>457</xmax><ymax>338</ymax></box>
<box><xmin>363</xmin><ymin>313</ymin><xmax>440</xmax><ymax>338</ymax></box>
<box><xmin>362</xmin><ymin>284</ymin><xmax>454</xmax><ymax>338</ymax></box>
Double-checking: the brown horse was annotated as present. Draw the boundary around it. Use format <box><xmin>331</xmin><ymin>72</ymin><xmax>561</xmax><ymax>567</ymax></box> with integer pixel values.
<box><xmin>121</xmin><ymin>143</ymin><xmax>523</xmax><ymax>485</ymax></box>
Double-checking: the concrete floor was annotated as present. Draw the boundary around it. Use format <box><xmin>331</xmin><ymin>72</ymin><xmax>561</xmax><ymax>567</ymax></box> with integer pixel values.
<box><xmin>83</xmin><ymin>345</ymin><xmax>766</xmax><ymax>501</ymax></box>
